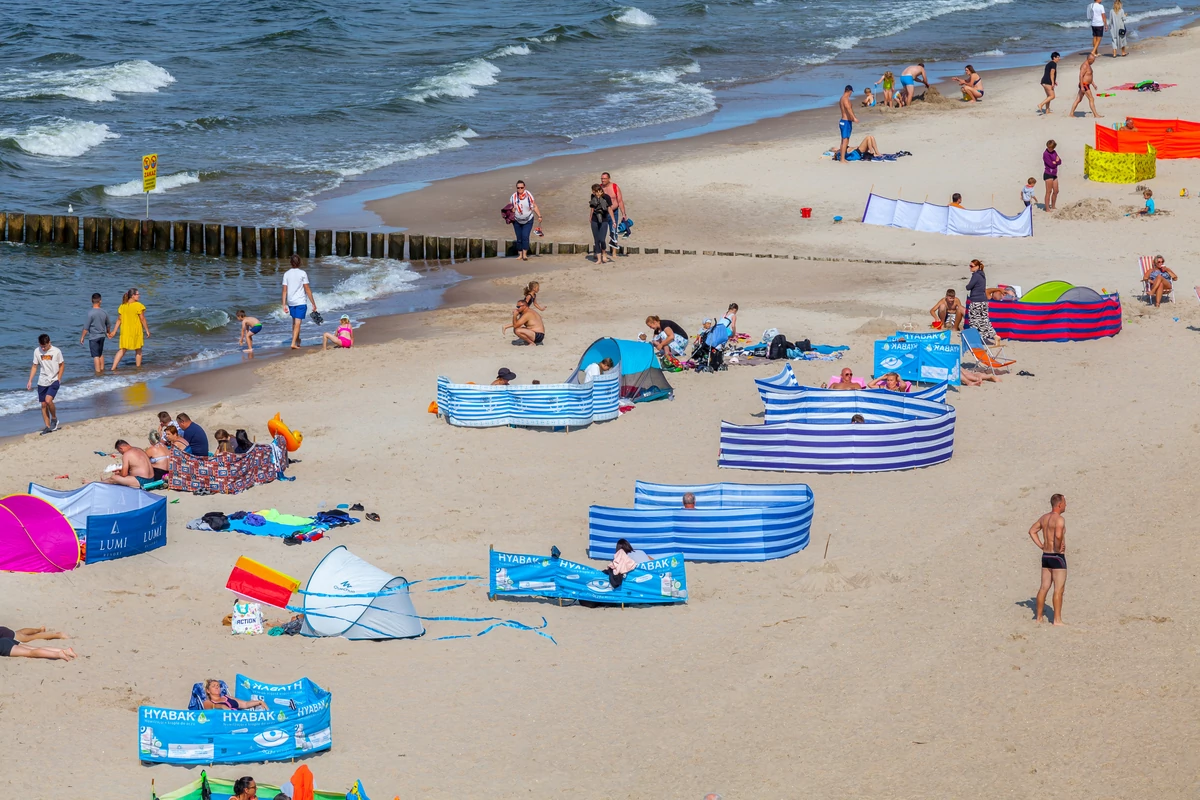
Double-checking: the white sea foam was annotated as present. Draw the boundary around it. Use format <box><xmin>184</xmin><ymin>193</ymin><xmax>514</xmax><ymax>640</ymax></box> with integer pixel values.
<box><xmin>0</xmin><ymin>59</ymin><xmax>175</xmax><ymax>102</ymax></box>
<box><xmin>616</xmin><ymin>7</ymin><xmax>658</xmax><ymax>25</ymax></box>
<box><xmin>973</xmin><ymin>49</ymin><xmax>1006</xmax><ymax>56</ymax></box>
<box><xmin>182</xmin><ymin>348</ymin><xmax>229</xmax><ymax>363</ymax></box>
<box><xmin>1058</xmin><ymin>4</ymin><xmax>1181</xmax><ymax>26</ymax></box>
<box><xmin>405</xmin><ymin>59</ymin><xmax>501</xmax><ymax>102</ymax></box>
<box><xmin>331</xmin><ymin>128</ymin><xmax>479</xmax><ymax>177</ymax></box>
<box><xmin>0</xmin><ymin>373</ymin><xmax>147</xmax><ymax>418</ymax></box>
<box><xmin>0</xmin><ymin>118</ymin><xmax>118</xmax><ymax>157</ymax></box>
<box><xmin>268</xmin><ymin>262</ymin><xmax>420</xmax><ymax>320</ymax></box>
<box><xmin>868</xmin><ymin>0</ymin><xmax>1014</xmax><ymax>42</ymax></box>
<box><xmin>573</xmin><ymin>61</ymin><xmax>714</xmax><ymax>137</ymax></box>
<box><xmin>104</xmin><ymin>170</ymin><xmax>201</xmax><ymax>196</ymax></box>
<box><xmin>493</xmin><ymin>44</ymin><xmax>532</xmax><ymax>57</ymax></box>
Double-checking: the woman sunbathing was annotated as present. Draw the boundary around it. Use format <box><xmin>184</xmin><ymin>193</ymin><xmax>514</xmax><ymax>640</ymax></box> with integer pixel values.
<box><xmin>868</xmin><ymin>372</ymin><xmax>909</xmax><ymax>392</ymax></box>
<box><xmin>1146</xmin><ymin>255</ymin><xmax>1177</xmax><ymax>308</ymax></box>
<box><xmin>202</xmin><ymin>678</ymin><xmax>268</xmax><ymax>711</ymax></box>
<box><xmin>832</xmin><ymin>135</ymin><xmax>881</xmax><ymax>161</ymax></box>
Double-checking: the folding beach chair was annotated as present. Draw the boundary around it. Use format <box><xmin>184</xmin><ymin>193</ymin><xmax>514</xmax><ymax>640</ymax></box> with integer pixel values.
<box><xmin>961</xmin><ymin>327</ymin><xmax>1015</xmax><ymax>376</ymax></box>
<box><xmin>1137</xmin><ymin>255</ymin><xmax>1175</xmax><ymax>304</ymax></box>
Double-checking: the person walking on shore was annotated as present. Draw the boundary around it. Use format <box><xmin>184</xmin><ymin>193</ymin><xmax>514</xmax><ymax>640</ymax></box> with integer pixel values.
<box><xmin>1069</xmin><ymin>54</ymin><xmax>1103</xmax><ymax>118</ymax></box>
<box><xmin>79</xmin><ymin>292</ymin><xmax>111</xmax><ymax>375</ymax></box>
<box><xmin>281</xmin><ymin>253</ymin><xmax>317</xmax><ymax>350</ymax></box>
<box><xmin>589</xmin><ymin>183</ymin><xmax>617</xmax><ymax>264</ymax></box>
<box><xmin>899</xmin><ymin>62</ymin><xmax>928</xmax><ymax>106</ymax></box>
<box><xmin>1110</xmin><ymin>0</ymin><xmax>1129</xmax><ymax>57</ymax></box>
<box><xmin>509</xmin><ymin>180</ymin><xmax>541</xmax><ymax>262</ymax></box>
<box><xmin>27</xmin><ymin>333</ymin><xmax>64</xmax><ymax>435</ymax></box>
<box><xmin>1037</xmin><ymin>52</ymin><xmax>1059</xmax><ymax>114</ymax></box>
<box><xmin>109</xmin><ymin>288</ymin><xmax>149</xmax><ymax>371</ymax></box>
<box><xmin>599</xmin><ymin>172</ymin><xmax>625</xmax><ymax>254</ymax></box>
<box><xmin>1043</xmin><ymin>139</ymin><xmax>1062</xmax><ymax>210</ymax></box>
<box><xmin>1028</xmin><ymin>494</ymin><xmax>1068</xmax><ymax>625</ymax></box>
<box><xmin>838</xmin><ymin>85</ymin><xmax>858</xmax><ymax>164</ymax></box>
<box><xmin>1088</xmin><ymin>0</ymin><xmax>1107</xmax><ymax>56</ymax></box>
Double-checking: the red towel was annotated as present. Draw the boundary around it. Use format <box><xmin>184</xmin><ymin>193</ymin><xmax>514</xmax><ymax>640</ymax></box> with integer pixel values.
<box><xmin>290</xmin><ymin>764</ymin><xmax>314</xmax><ymax>800</ymax></box>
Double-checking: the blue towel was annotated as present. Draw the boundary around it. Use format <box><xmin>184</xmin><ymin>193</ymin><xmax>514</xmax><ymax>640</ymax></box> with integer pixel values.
<box><xmin>229</xmin><ymin>518</ymin><xmax>309</xmax><ymax>538</ymax></box>
<box><xmin>811</xmin><ymin>344</ymin><xmax>849</xmax><ymax>354</ymax></box>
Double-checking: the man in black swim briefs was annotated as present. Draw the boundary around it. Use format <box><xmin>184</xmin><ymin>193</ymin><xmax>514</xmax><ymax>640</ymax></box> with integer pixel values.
<box><xmin>1028</xmin><ymin>493</ymin><xmax>1068</xmax><ymax>625</ymax></box>
<box><xmin>502</xmin><ymin>299</ymin><xmax>546</xmax><ymax>346</ymax></box>
<box><xmin>0</xmin><ymin>626</ymin><xmax>76</xmax><ymax>661</ymax></box>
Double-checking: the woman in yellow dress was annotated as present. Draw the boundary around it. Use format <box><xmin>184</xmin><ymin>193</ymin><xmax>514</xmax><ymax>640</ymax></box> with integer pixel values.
<box><xmin>109</xmin><ymin>288</ymin><xmax>150</xmax><ymax>371</ymax></box>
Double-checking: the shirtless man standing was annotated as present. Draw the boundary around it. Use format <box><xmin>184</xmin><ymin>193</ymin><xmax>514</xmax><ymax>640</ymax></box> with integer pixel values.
<box><xmin>502</xmin><ymin>299</ymin><xmax>545</xmax><ymax>346</ymax></box>
<box><xmin>1028</xmin><ymin>493</ymin><xmax>1068</xmax><ymax>625</ymax></box>
<box><xmin>899</xmin><ymin>62</ymin><xmax>928</xmax><ymax>106</ymax></box>
<box><xmin>1069</xmin><ymin>55</ymin><xmax>1103</xmax><ymax>118</ymax></box>
<box><xmin>102</xmin><ymin>439</ymin><xmax>156</xmax><ymax>489</ymax></box>
<box><xmin>838</xmin><ymin>85</ymin><xmax>858</xmax><ymax>164</ymax></box>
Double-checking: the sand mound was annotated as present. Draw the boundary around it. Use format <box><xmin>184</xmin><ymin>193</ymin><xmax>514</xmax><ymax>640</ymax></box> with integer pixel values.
<box><xmin>1054</xmin><ymin>198</ymin><xmax>1120</xmax><ymax>221</ymax></box>
<box><xmin>853</xmin><ymin>317</ymin><xmax>901</xmax><ymax>336</ymax></box>
<box><xmin>797</xmin><ymin>562</ymin><xmax>860</xmax><ymax>594</ymax></box>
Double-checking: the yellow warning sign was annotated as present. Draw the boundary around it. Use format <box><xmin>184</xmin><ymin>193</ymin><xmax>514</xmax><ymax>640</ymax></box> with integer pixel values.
<box><xmin>142</xmin><ymin>153</ymin><xmax>158</xmax><ymax>193</ymax></box>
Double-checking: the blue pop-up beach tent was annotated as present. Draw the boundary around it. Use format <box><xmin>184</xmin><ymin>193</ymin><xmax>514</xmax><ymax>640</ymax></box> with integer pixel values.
<box><xmin>567</xmin><ymin>337</ymin><xmax>673</xmax><ymax>403</ymax></box>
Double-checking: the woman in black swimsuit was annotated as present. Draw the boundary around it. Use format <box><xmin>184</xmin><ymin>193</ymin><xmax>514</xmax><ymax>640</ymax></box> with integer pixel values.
<box><xmin>1037</xmin><ymin>52</ymin><xmax>1059</xmax><ymax>114</ymax></box>
<box><xmin>202</xmin><ymin>678</ymin><xmax>268</xmax><ymax>711</ymax></box>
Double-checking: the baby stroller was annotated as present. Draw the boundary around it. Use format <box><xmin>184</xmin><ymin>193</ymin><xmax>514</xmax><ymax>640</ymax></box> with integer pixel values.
<box><xmin>691</xmin><ymin>321</ymin><xmax>732</xmax><ymax>373</ymax></box>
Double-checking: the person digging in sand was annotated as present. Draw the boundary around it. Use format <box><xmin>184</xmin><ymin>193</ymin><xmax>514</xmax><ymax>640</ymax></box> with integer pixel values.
<box><xmin>502</xmin><ymin>300</ymin><xmax>545</xmax><ymax>345</ymax></box>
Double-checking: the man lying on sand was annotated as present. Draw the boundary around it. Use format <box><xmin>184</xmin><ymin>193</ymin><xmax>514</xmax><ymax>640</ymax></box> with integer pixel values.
<box><xmin>503</xmin><ymin>300</ymin><xmax>545</xmax><ymax>345</ymax></box>
<box><xmin>1</xmin><ymin>626</ymin><xmax>76</xmax><ymax>661</ymax></box>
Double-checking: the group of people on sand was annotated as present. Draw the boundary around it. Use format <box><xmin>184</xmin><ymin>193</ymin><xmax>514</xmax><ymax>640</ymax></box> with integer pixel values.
<box><xmin>99</xmin><ymin>410</ymin><xmax>255</xmax><ymax>488</ymax></box>
<box><xmin>503</xmin><ymin>281</ymin><xmax>547</xmax><ymax>345</ymax></box>
<box><xmin>505</xmin><ymin>172</ymin><xmax>628</xmax><ymax>263</ymax></box>
<box><xmin>641</xmin><ymin>304</ymin><xmax>738</xmax><ymax>361</ymax></box>
<box><xmin>866</xmin><ymin>62</ymin><xmax>929</xmax><ymax>109</ymax></box>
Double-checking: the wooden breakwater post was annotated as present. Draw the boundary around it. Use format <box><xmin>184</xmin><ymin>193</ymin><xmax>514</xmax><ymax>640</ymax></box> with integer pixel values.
<box><xmin>96</xmin><ymin>217</ymin><xmax>112</xmax><ymax>252</ymax></box>
<box><xmin>189</xmin><ymin>222</ymin><xmax>204</xmax><ymax>255</ymax></box>
<box><xmin>260</xmin><ymin>227</ymin><xmax>276</xmax><ymax>259</ymax></box>
<box><xmin>295</xmin><ymin>229</ymin><xmax>310</xmax><ymax>258</ymax></box>
<box><xmin>204</xmin><ymin>223</ymin><xmax>221</xmax><ymax>256</ymax></box>
<box><xmin>484</xmin><ymin>238</ymin><xmax>498</xmax><ymax>258</ymax></box>
<box><xmin>388</xmin><ymin>232</ymin><xmax>404</xmax><ymax>260</ymax></box>
<box><xmin>223</xmin><ymin>225</ymin><xmax>239</xmax><ymax>257</ymax></box>
<box><xmin>314</xmin><ymin>230</ymin><xmax>332</xmax><ymax>257</ymax></box>
<box><xmin>370</xmin><ymin>232</ymin><xmax>384</xmax><ymax>259</ymax></box>
<box><xmin>6</xmin><ymin>213</ymin><xmax>22</xmax><ymax>243</ymax></box>
<box><xmin>335</xmin><ymin>231</ymin><xmax>351</xmax><ymax>257</ymax></box>
<box><xmin>111</xmin><ymin>218</ymin><xmax>126</xmax><ymax>252</ymax></box>
<box><xmin>408</xmin><ymin>234</ymin><xmax>424</xmax><ymax>260</ymax></box>
<box><xmin>82</xmin><ymin>217</ymin><xmax>97</xmax><ymax>251</ymax></box>
<box><xmin>453</xmin><ymin>237</ymin><xmax>467</xmax><ymax>261</ymax></box>
<box><xmin>277</xmin><ymin>228</ymin><xmax>295</xmax><ymax>259</ymax></box>
<box><xmin>437</xmin><ymin>236</ymin><xmax>451</xmax><ymax>261</ymax></box>
<box><xmin>139</xmin><ymin>219</ymin><xmax>152</xmax><ymax>251</ymax></box>
<box><xmin>241</xmin><ymin>226</ymin><xmax>257</xmax><ymax>259</ymax></box>
<box><xmin>350</xmin><ymin>231</ymin><xmax>367</xmax><ymax>257</ymax></box>
<box><xmin>153</xmin><ymin>220</ymin><xmax>170</xmax><ymax>251</ymax></box>
<box><xmin>51</xmin><ymin>215</ymin><xmax>66</xmax><ymax>245</ymax></box>
<box><xmin>173</xmin><ymin>221</ymin><xmax>188</xmax><ymax>252</ymax></box>
<box><xmin>124</xmin><ymin>218</ymin><xmax>141</xmax><ymax>251</ymax></box>
<box><xmin>468</xmin><ymin>238</ymin><xmax>483</xmax><ymax>260</ymax></box>
<box><xmin>0</xmin><ymin>211</ymin><xmax>6</xmax><ymax>242</ymax></box>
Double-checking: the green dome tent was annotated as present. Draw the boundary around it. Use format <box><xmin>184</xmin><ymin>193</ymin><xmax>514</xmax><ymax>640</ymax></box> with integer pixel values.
<box><xmin>1020</xmin><ymin>281</ymin><xmax>1075</xmax><ymax>303</ymax></box>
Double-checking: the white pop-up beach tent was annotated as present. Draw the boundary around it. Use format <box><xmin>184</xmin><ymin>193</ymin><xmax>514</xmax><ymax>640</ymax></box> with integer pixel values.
<box><xmin>298</xmin><ymin>546</ymin><xmax>425</xmax><ymax>640</ymax></box>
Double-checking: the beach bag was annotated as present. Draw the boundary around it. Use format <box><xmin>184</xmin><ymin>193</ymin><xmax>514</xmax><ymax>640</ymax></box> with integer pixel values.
<box><xmin>231</xmin><ymin>601</ymin><xmax>263</xmax><ymax>635</ymax></box>
<box><xmin>202</xmin><ymin>512</ymin><xmax>230</xmax><ymax>531</ymax></box>
<box><xmin>768</xmin><ymin>334</ymin><xmax>792</xmax><ymax>360</ymax></box>
<box><xmin>705</xmin><ymin>322</ymin><xmax>731</xmax><ymax>348</ymax></box>
<box><xmin>501</xmin><ymin>203</ymin><xmax>516</xmax><ymax>224</ymax></box>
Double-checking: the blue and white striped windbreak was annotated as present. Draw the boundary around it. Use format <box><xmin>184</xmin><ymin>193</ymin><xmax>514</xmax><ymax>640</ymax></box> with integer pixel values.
<box><xmin>720</xmin><ymin>388</ymin><xmax>956</xmax><ymax>473</ymax></box>
<box><xmin>436</xmin><ymin>372</ymin><xmax>620</xmax><ymax>428</ymax></box>
<box><xmin>588</xmin><ymin>481</ymin><xmax>814</xmax><ymax>562</ymax></box>
<box><xmin>754</xmin><ymin>363</ymin><xmax>799</xmax><ymax>391</ymax></box>
<box><xmin>758</xmin><ymin>382</ymin><xmax>948</xmax><ymax>424</ymax></box>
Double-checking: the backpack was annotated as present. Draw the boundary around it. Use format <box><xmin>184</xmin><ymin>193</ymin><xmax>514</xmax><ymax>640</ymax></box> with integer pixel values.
<box><xmin>768</xmin><ymin>334</ymin><xmax>792</xmax><ymax>360</ymax></box>
<box><xmin>501</xmin><ymin>203</ymin><xmax>516</xmax><ymax>224</ymax></box>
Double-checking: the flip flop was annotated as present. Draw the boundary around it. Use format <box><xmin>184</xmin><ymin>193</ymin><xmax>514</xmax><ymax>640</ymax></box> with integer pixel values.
<box><xmin>350</xmin><ymin>503</ymin><xmax>364</xmax><ymax>511</ymax></box>
<box><xmin>366</xmin><ymin>512</ymin><xmax>380</xmax><ymax>522</ymax></box>
<box><xmin>1018</xmin><ymin>370</ymin><xmax>1035</xmax><ymax>376</ymax></box>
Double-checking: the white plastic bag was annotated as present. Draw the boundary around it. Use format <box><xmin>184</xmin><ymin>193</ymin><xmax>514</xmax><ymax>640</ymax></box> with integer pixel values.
<box><xmin>231</xmin><ymin>601</ymin><xmax>263</xmax><ymax>635</ymax></box>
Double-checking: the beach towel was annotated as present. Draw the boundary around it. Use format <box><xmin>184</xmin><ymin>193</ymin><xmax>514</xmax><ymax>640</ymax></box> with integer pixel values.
<box><xmin>1109</xmin><ymin>82</ymin><xmax>1176</xmax><ymax>91</ymax></box>
<box><xmin>291</xmin><ymin>764</ymin><xmax>315</xmax><ymax>800</ymax></box>
<box><xmin>230</xmin><ymin>518</ymin><xmax>309</xmax><ymax>538</ymax></box>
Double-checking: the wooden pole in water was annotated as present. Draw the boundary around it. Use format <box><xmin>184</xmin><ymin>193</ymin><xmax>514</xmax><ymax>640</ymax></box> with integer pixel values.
<box><xmin>468</xmin><ymin>237</ymin><xmax>482</xmax><ymax>259</ymax></box>
<box><xmin>83</xmin><ymin>217</ymin><xmax>97</xmax><ymax>251</ymax></box>
<box><xmin>484</xmin><ymin>239</ymin><xmax>497</xmax><ymax>258</ymax></box>
<box><xmin>140</xmin><ymin>219</ymin><xmax>152</xmax><ymax>250</ymax></box>
<box><xmin>387</xmin><ymin>232</ymin><xmax>404</xmax><ymax>260</ymax></box>
<box><xmin>204</xmin><ymin>223</ymin><xmax>221</xmax><ymax>256</ymax></box>
<box><xmin>277</xmin><ymin>227</ymin><xmax>295</xmax><ymax>259</ymax></box>
<box><xmin>52</xmin><ymin>215</ymin><xmax>66</xmax><ymax>245</ymax></box>
<box><xmin>124</xmin><ymin>218</ymin><xmax>140</xmax><ymax>251</ymax></box>
<box><xmin>0</xmin><ymin>211</ymin><xmax>6</xmax><ymax>242</ymax></box>
<box><xmin>505</xmin><ymin>239</ymin><xmax>517</xmax><ymax>257</ymax></box>
<box><xmin>153</xmin><ymin>220</ymin><xmax>170</xmax><ymax>251</ymax></box>
<box><xmin>37</xmin><ymin>214</ymin><xmax>52</xmax><ymax>243</ymax></box>
<box><xmin>407</xmin><ymin>234</ymin><xmax>424</xmax><ymax>261</ymax></box>
<box><xmin>335</xmin><ymin>231</ymin><xmax>350</xmax><ymax>256</ymax></box>
<box><xmin>189</xmin><ymin>222</ymin><xmax>204</xmax><ymax>254</ymax></box>
<box><xmin>314</xmin><ymin>230</ymin><xmax>332</xmax><ymax>257</ymax></box>
<box><xmin>437</xmin><ymin>236</ymin><xmax>451</xmax><ymax>261</ymax></box>
<box><xmin>295</xmin><ymin>229</ymin><xmax>310</xmax><ymax>259</ymax></box>
<box><xmin>8</xmin><ymin>213</ymin><xmax>24</xmax><ymax>243</ymax></box>
<box><xmin>350</xmin><ymin>231</ymin><xmax>366</xmax><ymax>257</ymax></box>
<box><xmin>240</xmin><ymin>226</ymin><xmax>257</xmax><ymax>259</ymax></box>
<box><xmin>111</xmin><ymin>218</ymin><xmax>126</xmax><ymax>252</ymax></box>
<box><xmin>223</xmin><ymin>225</ymin><xmax>239</xmax><ymax>257</ymax></box>
<box><xmin>173</xmin><ymin>221</ymin><xmax>188</xmax><ymax>252</ymax></box>
<box><xmin>66</xmin><ymin>216</ymin><xmax>80</xmax><ymax>249</ymax></box>
<box><xmin>452</xmin><ymin>237</ymin><xmax>467</xmax><ymax>261</ymax></box>
<box><xmin>259</xmin><ymin>227</ymin><xmax>276</xmax><ymax>259</ymax></box>
<box><xmin>96</xmin><ymin>217</ymin><xmax>111</xmax><ymax>252</ymax></box>
<box><xmin>369</xmin><ymin>232</ymin><xmax>384</xmax><ymax>259</ymax></box>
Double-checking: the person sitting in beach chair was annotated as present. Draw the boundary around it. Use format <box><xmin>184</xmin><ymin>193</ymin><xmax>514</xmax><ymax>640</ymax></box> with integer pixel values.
<box><xmin>930</xmin><ymin>289</ymin><xmax>966</xmax><ymax>330</ymax></box>
<box><xmin>1139</xmin><ymin>254</ymin><xmax>1176</xmax><ymax>307</ymax></box>
<box><xmin>868</xmin><ymin>372</ymin><xmax>911</xmax><ymax>392</ymax></box>
<box><xmin>986</xmin><ymin>285</ymin><xmax>1020</xmax><ymax>301</ymax></box>
<box><xmin>822</xmin><ymin>368</ymin><xmax>866</xmax><ymax>390</ymax></box>
<box><xmin>961</xmin><ymin>327</ymin><xmax>1015</xmax><ymax>377</ymax></box>
<box><xmin>194</xmin><ymin>678</ymin><xmax>268</xmax><ymax>711</ymax></box>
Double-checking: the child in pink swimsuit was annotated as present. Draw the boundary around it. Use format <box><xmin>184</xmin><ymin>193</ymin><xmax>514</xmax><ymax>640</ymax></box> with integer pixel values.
<box><xmin>322</xmin><ymin>314</ymin><xmax>354</xmax><ymax>350</ymax></box>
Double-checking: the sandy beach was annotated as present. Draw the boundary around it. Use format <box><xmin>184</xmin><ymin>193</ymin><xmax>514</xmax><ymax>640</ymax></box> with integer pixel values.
<box><xmin>4</xmin><ymin>25</ymin><xmax>1200</xmax><ymax>800</ymax></box>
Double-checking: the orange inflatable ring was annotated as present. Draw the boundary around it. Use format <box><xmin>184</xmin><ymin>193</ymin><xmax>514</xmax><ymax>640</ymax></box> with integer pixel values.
<box><xmin>267</xmin><ymin>413</ymin><xmax>303</xmax><ymax>452</ymax></box>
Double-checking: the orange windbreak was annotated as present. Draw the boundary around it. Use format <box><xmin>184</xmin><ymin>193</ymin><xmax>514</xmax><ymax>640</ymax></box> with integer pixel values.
<box><xmin>1095</xmin><ymin>119</ymin><xmax>1200</xmax><ymax>158</ymax></box>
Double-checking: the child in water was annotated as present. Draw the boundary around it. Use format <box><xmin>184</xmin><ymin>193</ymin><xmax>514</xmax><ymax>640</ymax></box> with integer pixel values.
<box><xmin>235</xmin><ymin>310</ymin><xmax>262</xmax><ymax>353</ymax></box>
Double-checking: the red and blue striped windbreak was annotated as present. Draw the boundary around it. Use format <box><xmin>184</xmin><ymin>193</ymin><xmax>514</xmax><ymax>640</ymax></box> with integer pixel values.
<box><xmin>988</xmin><ymin>295</ymin><xmax>1122</xmax><ymax>342</ymax></box>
